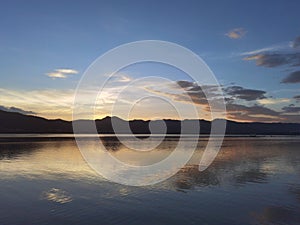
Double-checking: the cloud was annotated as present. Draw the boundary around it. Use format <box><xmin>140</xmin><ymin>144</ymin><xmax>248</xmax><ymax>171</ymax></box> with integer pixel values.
<box><xmin>0</xmin><ymin>88</ymin><xmax>75</xmax><ymax>120</ymax></box>
<box><xmin>257</xmin><ymin>98</ymin><xmax>290</xmax><ymax>105</ymax></box>
<box><xmin>172</xmin><ymin>81</ymin><xmax>224</xmax><ymax>106</ymax></box>
<box><xmin>292</xmin><ymin>36</ymin><xmax>300</xmax><ymax>48</ymax></box>
<box><xmin>1</xmin><ymin>78</ymin><xmax>298</xmax><ymax>122</ymax></box>
<box><xmin>46</xmin><ymin>68</ymin><xmax>79</xmax><ymax>79</ymax></box>
<box><xmin>242</xmin><ymin>36</ymin><xmax>300</xmax><ymax>68</ymax></box>
<box><xmin>144</xmin><ymin>81</ymin><xmax>224</xmax><ymax>118</ymax></box>
<box><xmin>177</xmin><ymin>80</ymin><xmax>196</xmax><ymax>88</ymax></box>
<box><xmin>46</xmin><ymin>72</ymin><xmax>67</xmax><ymax>78</ymax></box>
<box><xmin>282</xmin><ymin>105</ymin><xmax>300</xmax><ymax>113</ymax></box>
<box><xmin>147</xmin><ymin>80</ymin><xmax>300</xmax><ymax>122</ymax></box>
<box><xmin>225</xmin><ymin>28</ymin><xmax>247</xmax><ymax>39</ymax></box>
<box><xmin>115</xmin><ymin>74</ymin><xmax>132</xmax><ymax>83</ymax></box>
<box><xmin>0</xmin><ymin>105</ymin><xmax>36</xmax><ymax>115</ymax></box>
<box><xmin>175</xmin><ymin>81</ymin><xmax>221</xmax><ymax>96</ymax></box>
<box><xmin>243</xmin><ymin>53</ymin><xmax>300</xmax><ymax>68</ymax></box>
<box><xmin>294</xmin><ymin>95</ymin><xmax>300</xmax><ymax>102</ymax></box>
<box><xmin>56</xmin><ymin>69</ymin><xmax>78</xmax><ymax>74</ymax></box>
<box><xmin>242</xmin><ymin>37</ymin><xmax>300</xmax><ymax>87</ymax></box>
<box><xmin>146</xmin><ymin>85</ymin><xmax>209</xmax><ymax>107</ymax></box>
<box><xmin>281</xmin><ymin>71</ymin><xmax>300</xmax><ymax>83</ymax></box>
<box><xmin>149</xmin><ymin>81</ymin><xmax>279</xmax><ymax>121</ymax></box>
<box><xmin>224</xmin><ymin>86</ymin><xmax>266</xmax><ymax>101</ymax></box>
<box><xmin>227</xmin><ymin>103</ymin><xmax>279</xmax><ymax>117</ymax></box>
<box><xmin>0</xmin><ymin>79</ymin><xmax>186</xmax><ymax>121</ymax></box>
<box><xmin>226</xmin><ymin>103</ymin><xmax>282</xmax><ymax>122</ymax></box>
<box><xmin>242</xmin><ymin>36</ymin><xmax>300</xmax><ymax>69</ymax></box>
<box><xmin>102</xmin><ymin>72</ymin><xmax>133</xmax><ymax>83</ymax></box>
<box><xmin>226</xmin><ymin>102</ymin><xmax>300</xmax><ymax>122</ymax></box>
<box><xmin>241</xmin><ymin>44</ymin><xmax>287</xmax><ymax>56</ymax></box>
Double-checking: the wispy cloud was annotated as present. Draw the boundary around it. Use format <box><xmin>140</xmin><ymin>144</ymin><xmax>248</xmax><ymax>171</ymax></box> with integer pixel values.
<box><xmin>46</xmin><ymin>68</ymin><xmax>79</xmax><ymax>79</ymax></box>
<box><xmin>243</xmin><ymin>52</ymin><xmax>300</xmax><ymax>68</ymax></box>
<box><xmin>257</xmin><ymin>98</ymin><xmax>291</xmax><ymax>105</ymax></box>
<box><xmin>102</xmin><ymin>72</ymin><xmax>133</xmax><ymax>83</ymax></box>
<box><xmin>241</xmin><ymin>43</ymin><xmax>288</xmax><ymax>56</ymax></box>
<box><xmin>225</xmin><ymin>28</ymin><xmax>247</xmax><ymax>39</ymax></box>
<box><xmin>1</xmin><ymin>79</ymin><xmax>298</xmax><ymax>122</ymax></box>
<box><xmin>118</xmin><ymin>74</ymin><xmax>131</xmax><ymax>82</ymax></box>
<box><xmin>112</xmin><ymin>73</ymin><xmax>132</xmax><ymax>83</ymax></box>
<box><xmin>0</xmin><ymin>88</ymin><xmax>75</xmax><ymax>120</ymax></box>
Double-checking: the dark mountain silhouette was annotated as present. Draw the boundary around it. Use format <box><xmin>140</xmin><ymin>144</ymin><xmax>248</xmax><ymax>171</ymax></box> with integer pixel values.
<box><xmin>0</xmin><ymin>109</ymin><xmax>300</xmax><ymax>135</ymax></box>
<box><xmin>0</xmin><ymin>109</ymin><xmax>71</xmax><ymax>133</ymax></box>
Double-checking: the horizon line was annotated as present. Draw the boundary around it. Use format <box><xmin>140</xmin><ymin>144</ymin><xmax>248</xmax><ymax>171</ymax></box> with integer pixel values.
<box><xmin>1</xmin><ymin>109</ymin><xmax>299</xmax><ymax>124</ymax></box>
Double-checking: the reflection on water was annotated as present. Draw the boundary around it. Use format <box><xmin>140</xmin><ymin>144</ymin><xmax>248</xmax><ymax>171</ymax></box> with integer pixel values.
<box><xmin>0</xmin><ymin>142</ymin><xmax>39</xmax><ymax>160</ymax></box>
<box><xmin>100</xmin><ymin>136</ymin><xmax>122</xmax><ymax>152</ymax></box>
<box><xmin>0</xmin><ymin>136</ymin><xmax>300</xmax><ymax>224</ymax></box>
<box><xmin>42</xmin><ymin>188</ymin><xmax>72</xmax><ymax>204</ymax></box>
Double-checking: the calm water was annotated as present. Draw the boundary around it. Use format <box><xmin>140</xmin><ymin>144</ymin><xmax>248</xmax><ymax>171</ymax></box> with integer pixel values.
<box><xmin>0</xmin><ymin>136</ymin><xmax>300</xmax><ymax>225</ymax></box>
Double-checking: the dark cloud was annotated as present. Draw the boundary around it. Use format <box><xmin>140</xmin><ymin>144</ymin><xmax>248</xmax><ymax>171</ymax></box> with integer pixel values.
<box><xmin>231</xmin><ymin>104</ymin><xmax>278</xmax><ymax>116</ymax></box>
<box><xmin>294</xmin><ymin>95</ymin><xmax>300</xmax><ymax>102</ymax></box>
<box><xmin>226</xmin><ymin>102</ymin><xmax>300</xmax><ymax>122</ymax></box>
<box><xmin>150</xmin><ymin>81</ymin><xmax>300</xmax><ymax>122</ymax></box>
<box><xmin>244</xmin><ymin>53</ymin><xmax>300</xmax><ymax>68</ymax></box>
<box><xmin>281</xmin><ymin>71</ymin><xmax>300</xmax><ymax>83</ymax></box>
<box><xmin>176</xmin><ymin>81</ymin><xmax>267</xmax><ymax>101</ymax></box>
<box><xmin>177</xmin><ymin>80</ymin><xmax>195</xmax><ymax>88</ymax></box>
<box><xmin>145</xmin><ymin>81</ymin><xmax>226</xmax><ymax>115</ymax></box>
<box><xmin>166</xmin><ymin>81</ymin><xmax>209</xmax><ymax>106</ymax></box>
<box><xmin>0</xmin><ymin>105</ymin><xmax>36</xmax><ymax>115</ymax></box>
<box><xmin>224</xmin><ymin>86</ymin><xmax>266</xmax><ymax>101</ymax></box>
<box><xmin>282</xmin><ymin>105</ymin><xmax>300</xmax><ymax>113</ymax></box>
<box><xmin>175</xmin><ymin>82</ymin><xmax>278</xmax><ymax>121</ymax></box>
<box><xmin>292</xmin><ymin>36</ymin><xmax>300</xmax><ymax>48</ymax></box>
<box><xmin>176</xmin><ymin>81</ymin><xmax>220</xmax><ymax>92</ymax></box>
<box><xmin>147</xmin><ymin>88</ymin><xmax>210</xmax><ymax>107</ymax></box>
<box><xmin>174</xmin><ymin>82</ymin><xmax>277</xmax><ymax>121</ymax></box>
<box><xmin>175</xmin><ymin>81</ymin><xmax>223</xmax><ymax>102</ymax></box>
<box><xmin>243</xmin><ymin>36</ymin><xmax>300</xmax><ymax>87</ymax></box>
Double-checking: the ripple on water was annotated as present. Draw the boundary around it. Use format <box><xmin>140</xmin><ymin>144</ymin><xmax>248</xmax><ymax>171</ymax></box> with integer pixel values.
<box><xmin>42</xmin><ymin>188</ymin><xmax>72</xmax><ymax>204</ymax></box>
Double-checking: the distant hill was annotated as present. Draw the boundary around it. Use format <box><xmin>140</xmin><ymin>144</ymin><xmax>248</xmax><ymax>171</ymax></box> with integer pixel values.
<box><xmin>0</xmin><ymin>109</ymin><xmax>300</xmax><ymax>135</ymax></box>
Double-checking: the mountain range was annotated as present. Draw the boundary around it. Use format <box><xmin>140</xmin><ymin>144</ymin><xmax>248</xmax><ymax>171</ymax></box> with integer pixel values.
<box><xmin>0</xmin><ymin>109</ymin><xmax>300</xmax><ymax>135</ymax></box>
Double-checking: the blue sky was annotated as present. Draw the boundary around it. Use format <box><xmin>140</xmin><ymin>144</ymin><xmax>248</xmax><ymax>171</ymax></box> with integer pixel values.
<box><xmin>1</xmin><ymin>0</ymin><xmax>300</xmax><ymax>122</ymax></box>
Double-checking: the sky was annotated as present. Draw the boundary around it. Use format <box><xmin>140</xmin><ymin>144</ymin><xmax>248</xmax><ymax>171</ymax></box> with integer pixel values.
<box><xmin>0</xmin><ymin>0</ymin><xmax>300</xmax><ymax>122</ymax></box>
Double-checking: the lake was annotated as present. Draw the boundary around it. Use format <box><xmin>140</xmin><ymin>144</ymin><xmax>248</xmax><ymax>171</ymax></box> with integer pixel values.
<box><xmin>0</xmin><ymin>136</ymin><xmax>300</xmax><ymax>225</ymax></box>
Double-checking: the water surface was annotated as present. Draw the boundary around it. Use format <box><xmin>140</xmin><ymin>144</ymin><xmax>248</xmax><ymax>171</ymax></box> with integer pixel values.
<box><xmin>1</xmin><ymin>136</ymin><xmax>300</xmax><ymax>224</ymax></box>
